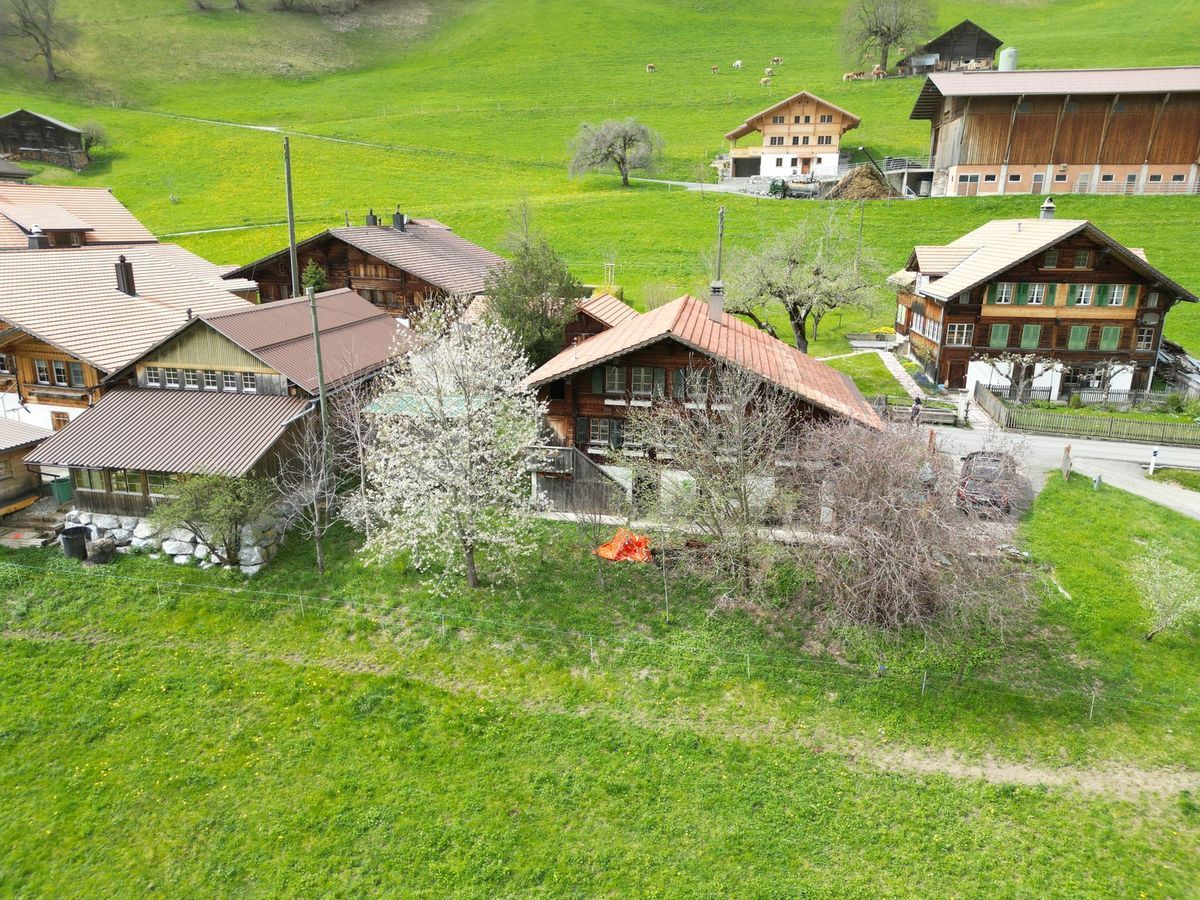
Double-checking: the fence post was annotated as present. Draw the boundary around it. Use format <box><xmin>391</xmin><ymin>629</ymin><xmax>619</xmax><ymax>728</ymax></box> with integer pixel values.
<box><xmin>746</xmin><ymin>652</ymin><xmax>751</xmax><ymax>679</ymax></box>
<box><xmin>439</xmin><ymin>612</ymin><xmax>446</xmax><ymax>639</ymax></box>
<box><xmin>921</xmin><ymin>670</ymin><xmax>928</xmax><ymax>696</ymax></box>
<box><xmin>1089</xmin><ymin>690</ymin><xmax>1097</xmax><ymax>721</ymax></box>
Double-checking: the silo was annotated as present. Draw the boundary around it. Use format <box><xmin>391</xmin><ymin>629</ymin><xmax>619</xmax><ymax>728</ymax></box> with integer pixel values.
<box><xmin>998</xmin><ymin>48</ymin><xmax>1019</xmax><ymax>71</ymax></box>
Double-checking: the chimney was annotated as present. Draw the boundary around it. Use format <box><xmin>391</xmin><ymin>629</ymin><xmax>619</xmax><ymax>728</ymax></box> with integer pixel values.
<box><xmin>365</xmin><ymin>208</ymin><xmax>378</xmax><ymax>226</ymax></box>
<box><xmin>708</xmin><ymin>280</ymin><xmax>725</xmax><ymax>324</ymax></box>
<box><xmin>27</xmin><ymin>225</ymin><xmax>48</xmax><ymax>250</ymax></box>
<box><xmin>392</xmin><ymin>209</ymin><xmax>407</xmax><ymax>231</ymax></box>
<box><xmin>1040</xmin><ymin>197</ymin><xmax>1056</xmax><ymax>220</ymax></box>
<box><xmin>114</xmin><ymin>254</ymin><xmax>136</xmax><ymax>296</ymax></box>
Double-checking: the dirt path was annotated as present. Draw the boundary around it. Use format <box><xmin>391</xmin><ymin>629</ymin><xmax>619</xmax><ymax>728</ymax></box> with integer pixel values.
<box><xmin>5</xmin><ymin>626</ymin><xmax>1197</xmax><ymax>802</ymax></box>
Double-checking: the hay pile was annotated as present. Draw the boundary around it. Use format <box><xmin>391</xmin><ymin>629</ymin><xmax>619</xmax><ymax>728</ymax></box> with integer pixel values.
<box><xmin>825</xmin><ymin>164</ymin><xmax>895</xmax><ymax>200</ymax></box>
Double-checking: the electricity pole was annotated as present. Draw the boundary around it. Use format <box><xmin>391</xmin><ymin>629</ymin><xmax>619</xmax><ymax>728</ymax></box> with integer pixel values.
<box><xmin>284</xmin><ymin>137</ymin><xmax>300</xmax><ymax>299</ymax></box>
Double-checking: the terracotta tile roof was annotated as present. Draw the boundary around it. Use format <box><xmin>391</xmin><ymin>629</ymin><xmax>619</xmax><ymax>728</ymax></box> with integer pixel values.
<box><xmin>0</xmin><ymin>417</ymin><xmax>52</xmax><ymax>453</ymax></box>
<box><xmin>0</xmin><ymin>185</ymin><xmax>156</xmax><ymax>249</ymax></box>
<box><xmin>226</xmin><ymin>220</ymin><xmax>506</xmax><ymax>296</ymax></box>
<box><xmin>0</xmin><ymin>244</ymin><xmax>253</xmax><ymax>373</ymax></box>
<box><xmin>24</xmin><ymin>388</ymin><xmax>308</xmax><ymax>475</ymax></box>
<box><xmin>526</xmin><ymin>295</ymin><xmax>881</xmax><ymax>428</ymax></box>
<box><xmin>579</xmin><ymin>293</ymin><xmax>640</xmax><ymax>328</ymax></box>
<box><xmin>725</xmin><ymin>90</ymin><xmax>861</xmax><ymax>141</ymax></box>
<box><xmin>909</xmin><ymin>218</ymin><xmax>1198</xmax><ymax>304</ymax></box>
<box><xmin>200</xmin><ymin>288</ymin><xmax>414</xmax><ymax>393</ymax></box>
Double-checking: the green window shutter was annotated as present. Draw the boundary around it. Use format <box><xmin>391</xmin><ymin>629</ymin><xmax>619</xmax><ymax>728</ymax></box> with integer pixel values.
<box><xmin>575</xmin><ymin>417</ymin><xmax>589</xmax><ymax>446</ymax></box>
<box><xmin>1100</xmin><ymin>326</ymin><xmax>1121</xmax><ymax>351</ymax></box>
<box><xmin>672</xmin><ymin>368</ymin><xmax>684</xmax><ymax>397</ymax></box>
<box><xmin>1066</xmin><ymin>284</ymin><xmax>1078</xmax><ymax>306</ymax></box>
<box><xmin>989</xmin><ymin>323</ymin><xmax>1010</xmax><ymax>348</ymax></box>
<box><xmin>609</xmin><ymin>418</ymin><xmax>624</xmax><ymax>449</ymax></box>
<box><xmin>986</xmin><ymin>283</ymin><xmax>998</xmax><ymax>304</ymax></box>
<box><xmin>1068</xmin><ymin>325</ymin><xmax>1089</xmax><ymax>350</ymax></box>
<box><xmin>1020</xmin><ymin>324</ymin><xmax>1041</xmax><ymax>349</ymax></box>
<box><xmin>1096</xmin><ymin>284</ymin><xmax>1111</xmax><ymax>307</ymax></box>
<box><xmin>653</xmin><ymin>367</ymin><xmax>666</xmax><ymax>397</ymax></box>
<box><xmin>1016</xmin><ymin>283</ymin><xmax>1029</xmax><ymax>305</ymax></box>
<box><xmin>591</xmin><ymin>368</ymin><xmax>603</xmax><ymax>393</ymax></box>
<box><xmin>1126</xmin><ymin>283</ymin><xmax>1137</xmax><ymax>307</ymax></box>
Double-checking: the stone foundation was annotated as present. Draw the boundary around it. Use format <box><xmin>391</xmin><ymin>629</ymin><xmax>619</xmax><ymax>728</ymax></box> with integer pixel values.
<box><xmin>63</xmin><ymin>510</ymin><xmax>293</xmax><ymax>575</ymax></box>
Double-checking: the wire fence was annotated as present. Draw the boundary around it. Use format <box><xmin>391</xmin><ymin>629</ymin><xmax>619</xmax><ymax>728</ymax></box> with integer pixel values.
<box><xmin>0</xmin><ymin>560</ymin><xmax>1194</xmax><ymax>726</ymax></box>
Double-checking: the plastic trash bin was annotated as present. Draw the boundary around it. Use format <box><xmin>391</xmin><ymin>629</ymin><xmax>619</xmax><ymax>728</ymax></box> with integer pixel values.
<box><xmin>60</xmin><ymin>525</ymin><xmax>89</xmax><ymax>561</ymax></box>
<box><xmin>50</xmin><ymin>477</ymin><xmax>73</xmax><ymax>504</ymax></box>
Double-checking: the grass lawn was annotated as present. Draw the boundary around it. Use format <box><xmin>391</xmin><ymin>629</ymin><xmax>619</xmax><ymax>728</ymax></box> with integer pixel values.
<box><xmin>1019</xmin><ymin>400</ymin><xmax>1200</xmax><ymax>425</ymax></box>
<box><xmin>823</xmin><ymin>351</ymin><xmax>910</xmax><ymax>400</ymax></box>
<box><xmin>1150</xmin><ymin>468</ymin><xmax>1200</xmax><ymax>493</ymax></box>
<box><xmin>1</xmin><ymin>476</ymin><xmax>1198</xmax><ymax>893</ymax></box>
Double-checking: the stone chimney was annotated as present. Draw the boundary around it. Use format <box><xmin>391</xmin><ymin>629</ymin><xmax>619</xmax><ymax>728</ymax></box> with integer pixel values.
<box><xmin>392</xmin><ymin>210</ymin><xmax>407</xmax><ymax>231</ymax></box>
<box><xmin>27</xmin><ymin>225</ymin><xmax>48</xmax><ymax>250</ymax></box>
<box><xmin>1040</xmin><ymin>197</ymin><xmax>1056</xmax><ymax>221</ymax></box>
<box><xmin>114</xmin><ymin>254</ymin><xmax>136</xmax><ymax>296</ymax></box>
<box><xmin>708</xmin><ymin>280</ymin><xmax>725</xmax><ymax>324</ymax></box>
<box><xmin>365</xmin><ymin>208</ymin><xmax>379</xmax><ymax>226</ymax></box>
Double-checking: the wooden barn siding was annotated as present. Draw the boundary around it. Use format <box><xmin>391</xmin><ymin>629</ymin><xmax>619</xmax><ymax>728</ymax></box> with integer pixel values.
<box><xmin>1008</xmin><ymin>97</ymin><xmax>1062</xmax><ymax>165</ymax></box>
<box><xmin>1100</xmin><ymin>97</ymin><xmax>1160</xmax><ymax>164</ymax></box>
<box><xmin>1149</xmin><ymin>95</ymin><xmax>1200</xmax><ymax>163</ymax></box>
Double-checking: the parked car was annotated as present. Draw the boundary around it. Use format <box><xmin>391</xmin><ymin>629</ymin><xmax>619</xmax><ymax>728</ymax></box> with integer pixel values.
<box><xmin>957</xmin><ymin>451</ymin><xmax>1018</xmax><ymax>514</ymax></box>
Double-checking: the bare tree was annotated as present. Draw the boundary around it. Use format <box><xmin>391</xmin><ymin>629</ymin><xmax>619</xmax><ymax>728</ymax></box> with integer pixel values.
<box><xmin>569</xmin><ymin>118</ymin><xmax>663</xmax><ymax>187</ymax></box>
<box><xmin>1130</xmin><ymin>544</ymin><xmax>1200</xmax><ymax>641</ymax></box>
<box><xmin>330</xmin><ymin>375</ymin><xmax>380</xmax><ymax>542</ymax></box>
<box><xmin>840</xmin><ymin>0</ymin><xmax>934</xmax><ymax>72</ymax></box>
<box><xmin>273</xmin><ymin>413</ymin><xmax>337</xmax><ymax>576</ymax></box>
<box><xmin>726</xmin><ymin>207</ymin><xmax>880</xmax><ymax>353</ymax></box>
<box><xmin>2</xmin><ymin>0</ymin><xmax>74</xmax><ymax>81</ymax></box>
<box><xmin>975</xmin><ymin>352</ymin><xmax>1058</xmax><ymax>401</ymax></box>
<box><xmin>622</xmin><ymin>363</ymin><xmax>800</xmax><ymax>599</ymax></box>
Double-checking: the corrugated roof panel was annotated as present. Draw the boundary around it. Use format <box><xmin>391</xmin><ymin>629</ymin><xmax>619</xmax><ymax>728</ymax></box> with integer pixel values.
<box><xmin>0</xmin><ymin>185</ymin><xmax>155</xmax><ymax>249</ymax></box>
<box><xmin>0</xmin><ymin>417</ymin><xmax>53</xmax><ymax>452</ymax></box>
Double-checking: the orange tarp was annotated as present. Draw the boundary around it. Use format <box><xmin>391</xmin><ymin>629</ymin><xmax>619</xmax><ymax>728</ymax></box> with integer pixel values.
<box><xmin>594</xmin><ymin>527</ymin><xmax>652</xmax><ymax>563</ymax></box>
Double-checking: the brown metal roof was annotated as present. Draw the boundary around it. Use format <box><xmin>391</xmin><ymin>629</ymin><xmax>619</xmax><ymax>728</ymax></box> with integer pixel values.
<box><xmin>579</xmin><ymin>293</ymin><xmax>640</xmax><ymax>328</ymax></box>
<box><xmin>226</xmin><ymin>219</ymin><xmax>506</xmax><ymax>296</ymax></box>
<box><xmin>911</xmin><ymin>66</ymin><xmax>1200</xmax><ymax>119</ymax></box>
<box><xmin>201</xmin><ymin>288</ymin><xmax>414</xmax><ymax>393</ymax></box>
<box><xmin>0</xmin><ymin>244</ymin><xmax>253</xmax><ymax>373</ymax></box>
<box><xmin>0</xmin><ymin>159</ymin><xmax>33</xmax><ymax>182</ymax></box>
<box><xmin>24</xmin><ymin>388</ymin><xmax>308</xmax><ymax>475</ymax></box>
<box><xmin>725</xmin><ymin>90</ymin><xmax>861</xmax><ymax>141</ymax></box>
<box><xmin>0</xmin><ymin>417</ymin><xmax>53</xmax><ymax>453</ymax></box>
<box><xmin>526</xmin><ymin>295</ymin><xmax>881</xmax><ymax>429</ymax></box>
<box><xmin>0</xmin><ymin>185</ymin><xmax>156</xmax><ymax>248</ymax></box>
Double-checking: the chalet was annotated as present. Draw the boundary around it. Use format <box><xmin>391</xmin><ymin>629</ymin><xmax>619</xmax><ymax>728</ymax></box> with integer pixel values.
<box><xmin>0</xmin><ymin>183</ymin><xmax>158</xmax><ymax>250</ymax></box>
<box><xmin>892</xmin><ymin>199</ymin><xmax>1198</xmax><ymax>396</ymax></box>
<box><xmin>0</xmin><ymin>109</ymin><xmax>88</xmax><ymax>170</ymax></box>
<box><xmin>25</xmin><ymin>289</ymin><xmax>412</xmax><ymax>517</ymax></box>
<box><xmin>525</xmin><ymin>291</ymin><xmax>880</xmax><ymax>460</ymax></box>
<box><xmin>721</xmin><ymin>91</ymin><xmax>860</xmax><ymax>180</ymax></box>
<box><xmin>225</xmin><ymin>211</ymin><xmax>506</xmax><ymax>317</ymax></box>
<box><xmin>0</xmin><ymin>418</ymin><xmax>52</xmax><ymax>517</ymax></box>
<box><xmin>896</xmin><ymin>21</ymin><xmax>1002</xmax><ymax>76</ymax></box>
<box><xmin>0</xmin><ymin>159</ymin><xmax>33</xmax><ymax>183</ymax></box>
<box><xmin>909</xmin><ymin>66</ymin><xmax>1200</xmax><ymax>196</ymax></box>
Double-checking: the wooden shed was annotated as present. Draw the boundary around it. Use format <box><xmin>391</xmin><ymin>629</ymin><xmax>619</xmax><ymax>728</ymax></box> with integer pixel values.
<box><xmin>0</xmin><ymin>109</ymin><xmax>88</xmax><ymax>170</ymax></box>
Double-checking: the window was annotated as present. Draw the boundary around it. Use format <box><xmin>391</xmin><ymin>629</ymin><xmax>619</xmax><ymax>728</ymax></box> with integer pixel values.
<box><xmin>1172</xmin><ymin>174</ymin><xmax>1186</xmax><ymax>183</ymax></box>
<box><xmin>1027</xmin><ymin>283</ymin><xmax>1046</xmax><ymax>305</ymax></box>
<box><xmin>110</xmin><ymin>469</ymin><xmax>143</xmax><ymax>494</ymax></box>
<box><xmin>817</xmin><ymin>135</ymin><xmax>832</xmax><ymax>146</ymax></box>
<box><xmin>1100</xmin><ymin>174</ymin><xmax>1115</xmax><ymax>183</ymax></box>
<box><xmin>1043</xmin><ymin>250</ymin><xmax>1059</xmax><ymax>268</ymax></box>
<box><xmin>145</xmin><ymin>366</ymin><xmax>162</xmax><ymax>387</ymax></box>
<box><xmin>945</xmin><ymin>323</ymin><xmax>974</xmax><ymax>346</ymax></box>
<box><xmin>146</xmin><ymin>472</ymin><xmax>181</xmax><ymax>496</ymax></box>
<box><xmin>769</xmin><ymin>136</ymin><xmax>784</xmax><ymax>146</ymax></box>
<box><xmin>165</xmin><ymin>368</ymin><xmax>180</xmax><ymax>388</ymax></box>
<box><xmin>1054</xmin><ymin>173</ymin><xmax>1068</xmax><ymax>182</ymax></box>
<box><xmin>993</xmin><ymin>283</ymin><xmax>1014</xmax><ymax>304</ymax></box>
<box><xmin>0</xmin><ymin>354</ymin><xmax>13</xmax><ymax>374</ymax></box>
<box><xmin>988</xmin><ymin>324</ymin><xmax>1010</xmax><ymax>349</ymax></box>
<box><xmin>49</xmin><ymin>411</ymin><xmax>69</xmax><ymax>431</ymax></box>
<box><xmin>1137</xmin><ymin>327</ymin><xmax>1155</xmax><ymax>351</ymax></box>
<box><xmin>819</xmin><ymin>114</ymin><xmax>833</xmax><ymax>123</ymax></box>
<box><xmin>0</xmin><ymin>458</ymin><xmax>10</xmax><ymax>480</ymax></box>
<box><xmin>1146</xmin><ymin>292</ymin><xmax>1160</xmax><ymax>309</ymax></box>
<box><xmin>771</xmin><ymin>115</ymin><xmax>785</xmax><ymax>124</ymax></box>
<box><xmin>1068</xmin><ymin>325</ymin><xmax>1090</xmax><ymax>350</ymax></box>
<box><xmin>1113</xmin><ymin>100</ymin><xmax>1126</xmax><ymax>113</ymax></box>
<box><xmin>1008</xmin><ymin>173</ymin><xmax>1022</xmax><ymax>182</ymax></box>
<box><xmin>801</xmin><ymin>136</ymin><xmax>810</xmax><ymax>145</ymax></box>
<box><xmin>1076</xmin><ymin>284</ymin><xmax>1095</xmax><ymax>306</ymax></box>
<box><xmin>957</xmin><ymin>291</ymin><xmax>971</xmax><ymax>304</ymax></box>
<box><xmin>72</xmin><ymin>468</ymin><xmax>105</xmax><ymax>491</ymax></box>
<box><xmin>793</xmin><ymin>115</ymin><xmax>801</xmax><ymax>124</ymax></box>
<box><xmin>1108</xmin><ymin>284</ymin><xmax>1127</xmax><ymax>306</ymax></box>
<box><xmin>983</xmin><ymin>174</ymin><xmax>997</xmax><ymax>183</ymax></box>
<box><xmin>223</xmin><ymin>372</ymin><xmax>239</xmax><ymax>391</ymax></box>
<box><xmin>791</xmin><ymin>136</ymin><xmax>800</xmax><ymax>145</ymax></box>
<box><xmin>1020</xmin><ymin>324</ymin><xmax>1042</xmax><ymax>350</ymax></box>
<box><xmin>775</xmin><ymin>158</ymin><xmax>783</xmax><ymax>167</ymax></box>
<box><xmin>604</xmin><ymin>365</ymin><xmax>625</xmax><ymax>394</ymax></box>
<box><xmin>34</xmin><ymin>360</ymin><xmax>49</xmax><ymax>384</ymax></box>
<box><xmin>803</xmin><ymin>115</ymin><xmax>811</xmax><ymax>123</ymax></box>
<box><xmin>52</xmin><ymin>360</ymin><xmax>68</xmax><ymax>386</ymax></box>
<box><xmin>241</xmin><ymin>372</ymin><xmax>257</xmax><ymax>393</ymax></box>
<box><xmin>184</xmin><ymin>370</ymin><xmax>199</xmax><ymax>390</ymax></box>
<box><xmin>1064</xmin><ymin>101</ymin><xmax>1079</xmax><ymax>113</ymax></box>
<box><xmin>202</xmin><ymin>371</ymin><xmax>219</xmax><ymax>391</ymax></box>
<box><xmin>630</xmin><ymin>366</ymin><xmax>655</xmax><ymax>397</ymax></box>
<box><xmin>1073</xmin><ymin>250</ymin><xmax>1091</xmax><ymax>269</ymax></box>
<box><xmin>588</xmin><ymin>417</ymin><xmax>610</xmax><ymax>444</ymax></box>
<box><xmin>1149</xmin><ymin>174</ymin><xmax>1162</xmax><ymax>183</ymax></box>
<box><xmin>1099</xmin><ymin>326</ymin><xmax>1121</xmax><ymax>351</ymax></box>
<box><xmin>1016</xmin><ymin>101</ymin><xmax>1031</xmax><ymax>114</ymax></box>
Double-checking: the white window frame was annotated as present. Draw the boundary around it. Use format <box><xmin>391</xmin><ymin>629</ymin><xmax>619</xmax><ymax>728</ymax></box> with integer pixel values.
<box><xmin>604</xmin><ymin>365</ymin><xmax>625</xmax><ymax>395</ymax></box>
<box><xmin>34</xmin><ymin>360</ymin><xmax>49</xmax><ymax>384</ymax></box>
<box><xmin>145</xmin><ymin>366</ymin><xmax>162</xmax><ymax>387</ymax></box>
<box><xmin>165</xmin><ymin>368</ymin><xmax>180</xmax><ymax>389</ymax></box>
<box><xmin>630</xmin><ymin>366</ymin><xmax>654</xmax><ymax>397</ymax></box>
<box><xmin>994</xmin><ymin>283</ymin><xmax>1014</xmax><ymax>304</ymax></box>
<box><xmin>1137</xmin><ymin>327</ymin><xmax>1155</xmax><ymax>351</ymax></box>
<box><xmin>241</xmin><ymin>373</ymin><xmax>257</xmax><ymax>393</ymax></box>
<box><xmin>945</xmin><ymin>323</ymin><xmax>974</xmax><ymax>347</ymax></box>
<box><xmin>223</xmin><ymin>372</ymin><xmax>239</xmax><ymax>391</ymax></box>
<box><xmin>202</xmin><ymin>370</ymin><xmax>219</xmax><ymax>391</ymax></box>
<box><xmin>1076</xmin><ymin>284</ymin><xmax>1095</xmax><ymax>306</ymax></box>
<box><xmin>1027</xmin><ymin>283</ymin><xmax>1046</xmax><ymax>305</ymax></box>
<box><xmin>52</xmin><ymin>360</ymin><xmax>68</xmax><ymax>386</ymax></box>
<box><xmin>588</xmin><ymin>418</ymin><xmax>610</xmax><ymax>445</ymax></box>
<box><xmin>184</xmin><ymin>370</ymin><xmax>199</xmax><ymax>390</ymax></box>
<box><xmin>1108</xmin><ymin>285</ymin><xmax>1127</xmax><ymax>306</ymax></box>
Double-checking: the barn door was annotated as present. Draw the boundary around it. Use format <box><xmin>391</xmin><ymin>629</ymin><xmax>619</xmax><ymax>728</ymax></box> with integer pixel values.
<box><xmin>947</xmin><ymin>361</ymin><xmax>968</xmax><ymax>390</ymax></box>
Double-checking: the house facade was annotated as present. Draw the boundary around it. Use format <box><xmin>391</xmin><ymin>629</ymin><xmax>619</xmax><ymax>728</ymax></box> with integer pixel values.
<box><xmin>225</xmin><ymin>211</ymin><xmax>506</xmax><ymax>318</ymax></box>
<box><xmin>909</xmin><ymin>67</ymin><xmax>1200</xmax><ymax>196</ymax></box>
<box><xmin>722</xmin><ymin>91</ymin><xmax>860</xmax><ymax>180</ymax></box>
<box><xmin>893</xmin><ymin>200</ymin><xmax>1198</xmax><ymax>396</ymax></box>
<box><xmin>896</xmin><ymin>20</ymin><xmax>1001</xmax><ymax>76</ymax></box>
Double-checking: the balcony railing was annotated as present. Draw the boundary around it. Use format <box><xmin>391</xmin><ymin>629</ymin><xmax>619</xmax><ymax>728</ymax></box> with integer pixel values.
<box><xmin>883</xmin><ymin>155</ymin><xmax>933</xmax><ymax>172</ymax></box>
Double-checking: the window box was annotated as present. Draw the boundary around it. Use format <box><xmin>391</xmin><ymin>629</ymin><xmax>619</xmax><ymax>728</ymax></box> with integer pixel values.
<box><xmin>604</xmin><ymin>397</ymin><xmax>627</xmax><ymax>406</ymax></box>
<box><xmin>629</xmin><ymin>398</ymin><xmax>651</xmax><ymax>407</ymax></box>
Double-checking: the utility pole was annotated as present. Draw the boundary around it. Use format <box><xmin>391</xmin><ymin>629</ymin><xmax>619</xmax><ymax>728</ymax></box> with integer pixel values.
<box><xmin>308</xmin><ymin>285</ymin><xmax>330</xmax><ymax>454</ymax></box>
<box><xmin>714</xmin><ymin>204</ymin><xmax>725</xmax><ymax>281</ymax></box>
<box><xmin>284</xmin><ymin>137</ymin><xmax>300</xmax><ymax>299</ymax></box>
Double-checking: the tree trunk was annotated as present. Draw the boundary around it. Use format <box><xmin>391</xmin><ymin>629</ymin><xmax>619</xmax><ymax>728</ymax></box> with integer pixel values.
<box><xmin>1144</xmin><ymin>627</ymin><xmax>1162</xmax><ymax>642</ymax></box>
<box><xmin>43</xmin><ymin>47</ymin><xmax>57</xmax><ymax>82</ymax></box>
<box><xmin>785</xmin><ymin>305</ymin><xmax>810</xmax><ymax>354</ymax></box>
<box><xmin>618</xmin><ymin>162</ymin><xmax>630</xmax><ymax>187</ymax></box>
<box><xmin>464</xmin><ymin>544</ymin><xmax>480</xmax><ymax>588</ymax></box>
<box><xmin>879</xmin><ymin>45</ymin><xmax>890</xmax><ymax>72</ymax></box>
<box><xmin>313</xmin><ymin>500</ymin><xmax>325</xmax><ymax>576</ymax></box>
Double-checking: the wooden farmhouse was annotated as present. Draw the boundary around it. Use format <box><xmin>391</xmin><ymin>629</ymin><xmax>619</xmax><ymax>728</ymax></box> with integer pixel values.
<box><xmin>26</xmin><ymin>289</ymin><xmax>412</xmax><ymax>516</ymax></box>
<box><xmin>721</xmin><ymin>91</ymin><xmax>860</xmax><ymax>180</ymax></box>
<box><xmin>892</xmin><ymin>199</ymin><xmax>1198</xmax><ymax>396</ymax></box>
<box><xmin>0</xmin><ymin>418</ymin><xmax>52</xmax><ymax>516</ymax></box>
<box><xmin>225</xmin><ymin>211</ymin><xmax>506</xmax><ymax>318</ymax></box>
<box><xmin>0</xmin><ymin>109</ymin><xmax>89</xmax><ymax>170</ymax></box>
<box><xmin>896</xmin><ymin>21</ymin><xmax>1002</xmax><ymax>76</ymax></box>
<box><xmin>525</xmin><ymin>291</ymin><xmax>880</xmax><ymax>461</ymax></box>
<box><xmin>907</xmin><ymin>66</ymin><xmax>1200</xmax><ymax>197</ymax></box>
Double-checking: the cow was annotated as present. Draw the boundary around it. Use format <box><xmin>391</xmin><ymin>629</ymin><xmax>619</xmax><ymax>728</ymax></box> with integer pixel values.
<box><xmin>871</xmin><ymin>64</ymin><xmax>886</xmax><ymax>80</ymax></box>
<box><xmin>771</xmin><ymin>56</ymin><xmax>783</xmax><ymax>65</ymax></box>
<box><xmin>646</xmin><ymin>63</ymin><xmax>657</xmax><ymax>73</ymax></box>
<box><xmin>711</xmin><ymin>65</ymin><xmax>719</xmax><ymax>74</ymax></box>
<box><xmin>760</xmin><ymin>77</ymin><xmax>772</xmax><ymax>87</ymax></box>
<box><xmin>732</xmin><ymin>59</ymin><xmax>743</xmax><ymax>69</ymax></box>
<box><xmin>764</xmin><ymin>67</ymin><xmax>774</xmax><ymax>77</ymax></box>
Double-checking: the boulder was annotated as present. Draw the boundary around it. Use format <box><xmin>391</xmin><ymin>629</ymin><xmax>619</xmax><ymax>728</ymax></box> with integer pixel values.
<box><xmin>132</xmin><ymin>520</ymin><xmax>159</xmax><ymax>540</ymax></box>
<box><xmin>109</xmin><ymin>528</ymin><xmax>133</xmax><ymax>546</ymax></box>
<box><xmin>240</xmin><ymin>564</ymin><xmax>264</xmax><ymax>577</ymax></box>
<box><xmin>239</xmin><ymin>523</ymin><xmax>262</xmax><ymax>546</ymax></box>
<box><xmin>161</xmin><ymin>539</ymin><xmax>193</xmax><ymax>556</ymax></box>
<box><xmin>199</xmin><ymin>560</ymin><xmax>218</xmax><ymax>570</ymax></box>
<box><xmin>131</xmin><ymin>536</ymin><xmax>160</xmax><ymax>552</ymax></box>
<box><xmin>193</xmin><ymin>543</ymin><xmax>211</xmax><ymax>560</ymax></box>
<box><xmin>64</xmin><ymin>510</ymin><xmax>82</xmax><ymax>524</ymax></box>
<box><xmin>172</xmin><ymin>554</ymin><xmax>193</xmax><ymax>565</ymax></box>
<box><xmin>119</xmin><ymin>517</ymin><xmax>138</xmax><ymax>530</ymax></box>
<box><xmin>91</xmin><ymin>514</ymin><xmax>122</xmax><ymax>531</ymax></box>
<box><xmin>85</xmin><ymin>536</ymin><xmax>117</xmax><ymax>564</ymax></box>
<box><xmin>238</xmin><ymin>545</ymin><xmax>266</xmax><ymax>567</ymax></box>
<box><xmin>167</xmin><ymin>527</ymin><xmax>196</xmax><ymax>543</ymax></box>
<box><xmin>76</xmin><ymin>512</ymin><xmax>93</xmax><ymax>526</ymax></box>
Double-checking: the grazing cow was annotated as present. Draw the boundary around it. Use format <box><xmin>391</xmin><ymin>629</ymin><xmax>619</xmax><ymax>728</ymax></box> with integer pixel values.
<box><xmin>842</xmin><ymin>71</ymin><xmax>855</xmax><ymax>82</ymax></box>
<box><xmin>853</xmin><ymin>71</ymin><xmax>865</xmax><ymax>80</ymax></box>
<box><xmin>732</xmin><ymin>59</ymin><xmax>743</xmax><ymax>69</ymax></box>
<box><xmin>760</xmin><ymin>77</ymin><xmax>772</xmax><ymax>87</ymax></box>
<box><xmin>871</xmin><ymin>64</ymin><xmax>886</xmax><ymax>80</ymax></box>
<box><xmin>764</xmin><ymin>67</ymin><xmax>774</xmax><ymax>77</ymax></box>
<box><xmin>711</xmin><ymin>65</ymin><xmax>719</xmax><ymax>74</ymax></box>
<box><xmin>646</xmin><ymin>63</ymin><xmax>657</xmax><ymax>73</ymax></box>
<box><xmin>771</xmin><ymin>56</ymin><xmax>783</xmax><ymax>65</ymax></box>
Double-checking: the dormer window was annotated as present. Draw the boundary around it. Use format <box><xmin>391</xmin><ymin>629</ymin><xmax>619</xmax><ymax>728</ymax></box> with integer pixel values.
<box><xmin>1073</xmin><ymin>250</ymin><xmax>1091</xmax><ymax>269</ymax></box>
<box><xmin>1043</xmin><ymin>250</ymin><xmax>1058</xmax><ymax>268</ymax></box>
<box><xmin>145</xmin><ymin>366</ymin><xmax>162</xmax><ymax>387</ymax></box>
<box><xmin>165</xmin><ymin>368</ymin><xmax>180</xmax><ymax>388</ymax></box>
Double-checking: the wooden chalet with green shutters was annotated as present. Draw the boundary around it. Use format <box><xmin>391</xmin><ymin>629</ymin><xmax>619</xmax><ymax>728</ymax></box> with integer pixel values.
<box><xmin>891</xmin><ymin>200</ymin><xmax>1197</xmax><ymax>397</ymax></box>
